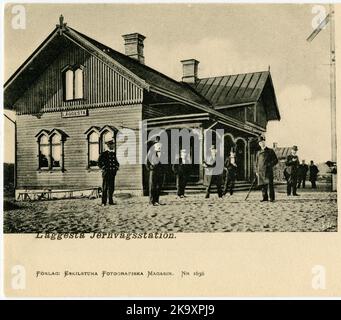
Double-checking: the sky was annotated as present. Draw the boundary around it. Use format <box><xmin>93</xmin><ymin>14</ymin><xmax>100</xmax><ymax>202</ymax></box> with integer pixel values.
<box><xmin>3</xmin><ymin>3</ymin><xmax>333</xmax><ymax>163</ymax></box>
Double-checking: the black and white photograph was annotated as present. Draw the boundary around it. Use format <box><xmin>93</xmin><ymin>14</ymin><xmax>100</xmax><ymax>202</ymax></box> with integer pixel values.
<box><xmin>3</xmin><ymin>2</ymin><xmax>338</xmax><ymax>235</ymax></box>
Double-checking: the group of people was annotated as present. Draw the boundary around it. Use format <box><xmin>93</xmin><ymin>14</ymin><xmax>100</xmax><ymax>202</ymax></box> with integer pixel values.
<box><xmin>146</xmin><ymin>138</ymin><xmax>238</xmax><ymax>206</ymax></box>
<box><xmin>284</xmin><ymin>148</ymin><xmax>319</xmax><ymax>196</ymax></box>
<box><xmin>254</xmin><ymin>136</ymin><xmax>319</xmax><ymax>202</ymax></box>
<box><xmin>97</xmin><ymin>135</ymin><xmax>320</xmax><ymax>206</ymax></box>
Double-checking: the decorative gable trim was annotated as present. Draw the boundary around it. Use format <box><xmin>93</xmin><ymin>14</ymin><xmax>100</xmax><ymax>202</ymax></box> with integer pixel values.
<box><xmin>64</xmin><ymin>30</ymin><xmax>149</xmax><ymax>90</ymax></box>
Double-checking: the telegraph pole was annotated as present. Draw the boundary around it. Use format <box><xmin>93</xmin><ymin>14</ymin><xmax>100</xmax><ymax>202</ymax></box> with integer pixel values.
<box><xmin>329</xmin><ymin>4</ymin><xmax>336</xmax><ymax>164</ymax></box>
<box><xmin>307</xmin><ymin>4</ymin><xmax>337</xmax><ymax>191</ymax></box>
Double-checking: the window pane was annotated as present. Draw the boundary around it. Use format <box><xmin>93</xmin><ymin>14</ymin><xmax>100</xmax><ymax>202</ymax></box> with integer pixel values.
<box><xmin>89</xmin><ymin>131</ymin><xmax>99</xmax><ymax>143</ymax></box>
<box><xmin>40</xmin><ymin>135</ymin><xmax>49</xmax><ymax>144</ymax></box>
<box><xmin>39</xmin><ymin>145</ymin><xmax>49</xmax><ymax>168</ymax></box>
<box><xmin>102</xmin><ymin>131</ymin><xmax>114</xmax><ymax>151</ymax></box>
<box><xmin>51</xmin><ymin>134</ymin><xmax>61</xmax><ymax>144</ymax></box>
<box><xmin>89</xmin><ymin>143</ymin><xmax>99</xmax><ymax>166</ymax></box>
<box><xmin>65</xmin><ymin>69</ymin><xmax>73</xmax><ymax>100</ymax></box>
<box><xmin>51</xmin><ymin>144</ymin><xmax>61</xmax><ymax>167</ymax></box>
<box><xmin>74</xmin><ymin>68</ymin><xmax>83</xmax><ymax>99</ymax></box>
<box><xmin>103</xmin><ymin>131</ymin><xmax>113</xmax><ymax>142</ymax></box>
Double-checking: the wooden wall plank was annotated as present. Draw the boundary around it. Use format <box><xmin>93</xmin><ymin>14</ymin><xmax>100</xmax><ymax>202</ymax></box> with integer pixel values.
<box><xmin>16</xmin><ymin>105</ymin><xmax>143</xmax><ymax>191</ymax></box>
<box><xmin>14</xmin><ymin>42</ymin><xmax>143</xmax><ymax>115</ymax></box>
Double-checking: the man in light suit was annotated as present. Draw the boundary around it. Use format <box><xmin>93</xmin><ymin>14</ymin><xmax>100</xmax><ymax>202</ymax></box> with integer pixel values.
<box><xmin>204</xmin><ymin>146</ymin><xmax>224</xmax><ymax>199</ymax></box>
<box><xmin>146</xmin><ymin>138</ymin><xmax>164</xmax><ymax>206</ymax></box>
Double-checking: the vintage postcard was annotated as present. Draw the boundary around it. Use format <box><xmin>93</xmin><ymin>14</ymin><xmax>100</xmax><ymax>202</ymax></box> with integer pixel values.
<box><xmin>2</xmin><ymin>2</ymin><xmax>341</xmax><ymax>297</ymax></box>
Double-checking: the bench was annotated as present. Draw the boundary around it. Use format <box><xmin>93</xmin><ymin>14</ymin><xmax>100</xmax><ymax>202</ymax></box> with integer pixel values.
<box><xmin>17</xmin><ymin>187</ymin><xmax>101</xmax><ymax>201</ymax></box>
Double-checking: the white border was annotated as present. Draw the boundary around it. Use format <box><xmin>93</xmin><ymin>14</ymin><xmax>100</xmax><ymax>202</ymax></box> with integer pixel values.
<box><xmin>1</xmin><ymin>0</ymin><xmax>341</xmax><ymax>301</ymax></box>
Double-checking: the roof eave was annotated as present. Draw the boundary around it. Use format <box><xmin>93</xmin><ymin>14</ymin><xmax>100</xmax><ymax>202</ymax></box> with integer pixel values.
<box><xmin>266</xmin><ymin>72</ymin><xmax>281</xmax><ymax>121</ymax></box>
<box><xmin>150</xmin><ymin>85</ymin><xmax>262</xmax><ymax>136</ymax></box>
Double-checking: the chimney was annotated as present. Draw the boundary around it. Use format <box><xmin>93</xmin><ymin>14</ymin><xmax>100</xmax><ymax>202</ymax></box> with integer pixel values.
<box><xmin>122</xmin><ymin>33</ymin><xmax>146</xmax><ymax>64</ymax></box>
<box><xmin>273</xmin><ymin>142</ymin><xmax>278</xmax><ymax>149</ymax></box>
<box><xmin>181</xmin><ymin>59</ymin><xmax>199</xmax><ymax>84</ymax></box>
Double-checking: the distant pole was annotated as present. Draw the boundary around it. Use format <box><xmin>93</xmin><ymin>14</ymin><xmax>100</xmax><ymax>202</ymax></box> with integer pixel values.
<box><xmin>306</xmin><ymin>5</ymin><xmax>337</xmax><ymax>191</ymax></box>
<box><xmin>329</xmin><ymin>4</ymin><xmax>336</xmax><ymax>163</ymax></box>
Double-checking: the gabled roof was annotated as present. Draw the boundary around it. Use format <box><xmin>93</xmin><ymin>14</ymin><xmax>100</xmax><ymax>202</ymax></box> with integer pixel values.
<box><xmin>68</xmin><ymin>28</ymin><xmax>210</xmax><ymax>106</ymax></box>
<box><xmin>4</xmin><ymin>25</ymin><xmax>209</xmax><ymax>109</ymax></box>
<box><xmin>4</xmin><ymin>21</ymin><xmax>280</xmax><ymax>135</ymax></box>
<box><xmin>190</xmin><ymin>72</ymin><xmax>281</xmax><ymax>120</ymax></box>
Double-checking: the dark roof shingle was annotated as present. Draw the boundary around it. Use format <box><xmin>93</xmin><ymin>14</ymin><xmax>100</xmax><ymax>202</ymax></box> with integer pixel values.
<box><xmin>69</xmin><ymin>28</ymin><xmax>210</xmax><ymax>106</ymax></box>
<box><xmin>191</xmin><ymin>72</ymin><xmax>269</xmax><ymax>107</ymax></box>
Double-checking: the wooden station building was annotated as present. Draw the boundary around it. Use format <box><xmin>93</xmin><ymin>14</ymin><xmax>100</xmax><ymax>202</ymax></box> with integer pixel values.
<box><xmin>4</xmin><ymin>17</ymin><xmax>281</xmax><ymax>197</ymax></box>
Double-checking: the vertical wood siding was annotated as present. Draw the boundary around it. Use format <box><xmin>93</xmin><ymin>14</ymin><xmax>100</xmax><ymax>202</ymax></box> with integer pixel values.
<box><xmin>16</xmin><ymin>105</ymin><xmax>143</xmax><ymax>191</ymax></box>
<box><xmin>14</xmin><ymin>42</ymin><xmax>143</xmax><ymax>115</ymax></box>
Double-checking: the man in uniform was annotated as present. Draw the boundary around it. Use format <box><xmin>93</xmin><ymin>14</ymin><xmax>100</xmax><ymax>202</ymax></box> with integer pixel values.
<box><xmin>172</xmin><ymin>149</ymin><xmax>191</xmax><ymax>199</ymax></box>
<box><xmin>223</xmin><ymin>150</ymin><xmax>237</xmax><ymax>196</ymax></box>
<box><xmin>297</xmin><ymin>159</ymin><xmax>309</xmax><ymax>189</ymax></box>
<box><xmin>98</xmin><ymin>139</ymin><xmax>120</xmax><ymax>206</ymax></box>
<box><xmin>309</xmin><ymin>160</ymin><xmax>319</xmax><ymax>189</ymax></box>
<box><xmin>285</xmin><ymin>145</ymin><xmax>300</xmax><ymax>196</ymax></box>
<box><xmin>255</xmin><ymin>136</ymin><xmax>278</xmax><ymax>202</ymax></box>
<box><xmin>147</xmin><ymin>138</ymin><xmax>164</xmax><ymax>205</ymax></box>
<box><xmin>203</xmin><ymin>146</ymin><xmax>224</xmax><ymax>199</ymax></box>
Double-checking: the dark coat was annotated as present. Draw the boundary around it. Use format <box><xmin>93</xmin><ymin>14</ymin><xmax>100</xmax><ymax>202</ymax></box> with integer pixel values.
<box><xmin>224</xmin><ymin>157</ymin><xmax>237</xmax><ymax>180</ymax></box>
<box><xmin>98</xmin><ymin>150</ymin><xmax>119</xmax><ymax>177</ymax></box>
<box><xmin>298</xmin><ymin>164</ymin><xmax>309</xmax><ymax>178</ymax></box>
<box><xmin>172</xmin><ymin>157</ymin><xmax>191</xmax><ymax>177</ymax></box>
<box><xmin>309</xmin><ymin>165</ymin><xmax>319</xmax><ymax>181</ymax></box>
<box><xmin>255</xmin><ymin>147</ymin><xmax>278</xmax><ymax>186</ymax></box>
<box><xmin>284</xmin><ymin>154</ymin><xmax>300</xmax><ymax>179</ymax></box>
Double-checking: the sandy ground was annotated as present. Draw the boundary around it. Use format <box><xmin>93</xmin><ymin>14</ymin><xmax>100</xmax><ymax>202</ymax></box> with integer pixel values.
<box><xmin>4</xmin><ymin>190</ymin><xmax>337</xmax><ymax>233</ymax></box>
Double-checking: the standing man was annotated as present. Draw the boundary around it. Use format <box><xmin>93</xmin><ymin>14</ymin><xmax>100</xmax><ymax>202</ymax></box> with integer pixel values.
<box><xmin>285</xmin><ymin>146</ymin><xmax>300</xmax><ymax>196</ymax></box>
<box><xmin>203</xmin><ymin>146</ymin><xmax>223</xmax><ymax>199</ymax></box>
<box><xmin>297</xmin><ymin>160</ymin><xmax>309</xmax><ymax>189</ymax></box>
<box><xmin>255</xmin><ymin>136</ymin><xmax>278</xmax><ymax>202</ymax></box>
<box><xmin>147</xmin><ymin>138</ymin><xmax>164</xmax><ymax>206</ymax></box>
<box><xmin>309</xmin><ymin>160</ymin><xmax>319</xmax><ymax>189</ymax></box>
<box><xmin>172</xmin><ymin>149</ymin><xmax>191</xmax><ymax>199</ymax></box>
<box><xmin>223</xmin><ymin>150</ymin><xmax>237</xmax><ymax>196</ymax></box>
<box><xmin>98</xmin><ymin>139</ymin><xmax>120</xmax><ymax>206</ymax></box>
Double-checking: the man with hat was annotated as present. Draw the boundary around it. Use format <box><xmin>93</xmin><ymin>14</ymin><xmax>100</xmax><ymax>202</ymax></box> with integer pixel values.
<box><xmin>309</xmin><ymin>160</ymin><xmax>319</xmax><ymax>189</ymax></box>
<box><xmin>98</xmin><ymin>139</ymin><xmax>120</xmax><ymax>206</ymax></box>
<box><xmin>172</xmin><ymin>148</ymin><xmax>191</xmax><ymax>199</ymax></box>
<box><xmin>284</xmin><ymin>145</ymin><xmax>300</xmax><ymax>196</ymax></box>
<box><xmin>146</xmin><ymin>137</ymin><xmax>164</xmax><ymax>206</ymax></box>
<box><xmin>203</xmin><ymin>145</ymin><xmax>224</xmax><ymax>199</ymax></box>
<box><xmin>255</xmin><ymin>135</ymin><xmax>278</xmax><ymax>202</ymax></box>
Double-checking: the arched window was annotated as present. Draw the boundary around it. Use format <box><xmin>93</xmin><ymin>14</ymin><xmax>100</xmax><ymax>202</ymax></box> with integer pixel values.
<box><xmin>35</xmin><ymin>129</ymin><xmax>68</xmax><ymax>171</ymax></box>
<box><xmin>88</xmin><ymin>131</ymin><xmax>100</xmax><ymax>167</ymax></box>
<box><xmin>84</xmin><ymin>126</ymin><xmax>101</xmax><ymax>168</ymax></box>
<box><xmin>51</xmin><ymin>134</ymin><xmax>61</xmax><ymax>168</ymax></box>
<box><xmin>65</xmin><ymin>69</ymin><xmax>74</xmax><ymax>101</ymax></box>
<box><xmin>74</xmin><ymin>68</ymin><xmax>84</xmax><ymax>99</ymax></box>
<box><xmin>85</xmin><ymin>126</ymin><xmax>117</xmax><ymax>169</ymax></box>
<box><xmin>102</xmin><ymin>130</ymin><xmax>115</xmax><ymax>152</ymax></box>
<box><xmin>38</xmin><ymin>134</ymin><xmax>49</xmax><ymax>169</ymax></box>
<box><xmin>63</xmin><ymin>65</ymin><xmax>84</xmax><ymax>101</ymax></box>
